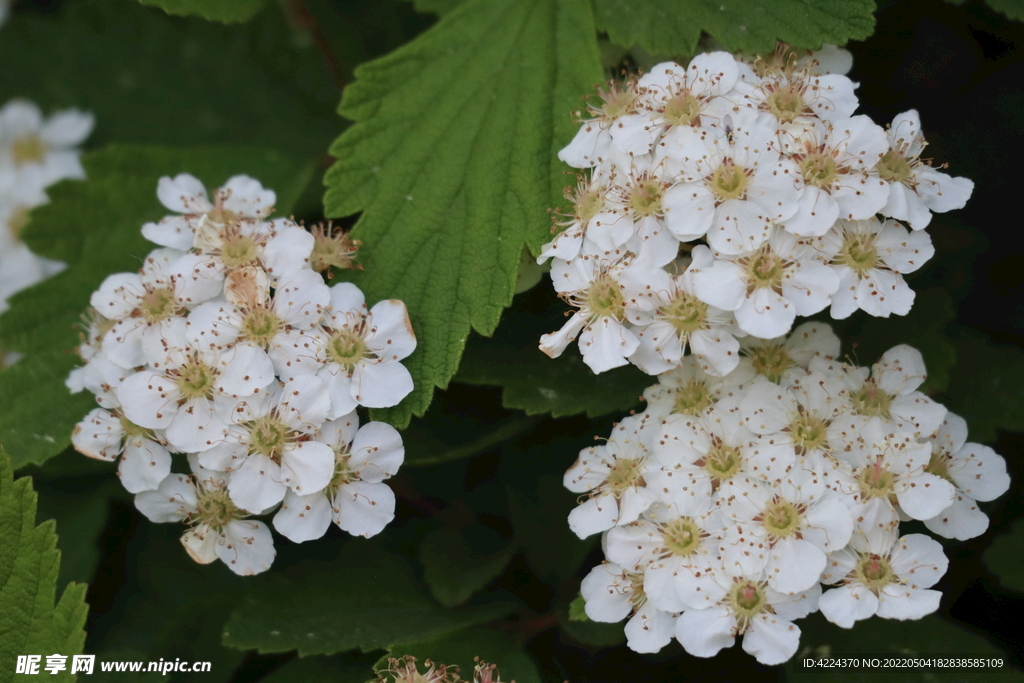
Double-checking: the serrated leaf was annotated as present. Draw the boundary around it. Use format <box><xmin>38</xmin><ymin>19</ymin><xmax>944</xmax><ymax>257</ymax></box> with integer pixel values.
<box><xmin>984</xmin><ymin>519</ymin><xmax>1024</xmax><ymax>593</ymax></box>
<box><xmin>787</xmin><ymin>612</ymin><xmax>1020</xmax><ymax>681</ymax></box>
<box><xmin>378</xmin><ymin>628</ymin><xmax>542</xmax><ymax>683</ymax></box>
<box><xmin>941</xmin><ymin>329</ymin><xmax>1024</xmax><ymax>444</ymax></box>
<box><xmin>0</xmin><ymin>145</ymin><xmax>313</xmax><ymax>469</ymax></box>
<box><xmin>222</xmin><ymin>541</ymin><xmax>510</xmax><ymax>656</ymax></box>
<box><xmin>323</xmin><ymin>0</ymin><xmax>603</xmax><ymax>428</ymax></box>
<box><xmin>420</xmin><ymin>526</ymin><xmax>517</xmax><ymax>607</ymax></box>
<box><xmin>136</xmin><ymin>0</ymin><xmax>268</xmax><ymax>23</ymax></box>
<box><xmin>456</xmin><ymin>288</ymin><xmax>651</xmax><ymax>419</ymax></box>
<box><xmin>86</xmin><ymin>524</ymin><xmax>247</xmax><ymax>683</ymax></box>
<box><xmin>0</xmin><ymin>448</ymin><xmax>88</xmax><ymax>683</ymax></box>
<box><xmin>591</xmin><ymin>0</ymin><xmax>876</xmax><ymax>56</ymax></box>
<box><xmin>0</xmin><ymin>0</ymin><xmax>339</xmax><ymax>155</ymax></box>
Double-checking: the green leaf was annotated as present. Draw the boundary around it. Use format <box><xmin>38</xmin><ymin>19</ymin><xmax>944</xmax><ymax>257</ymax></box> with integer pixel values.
<box><xmin>984</xmin><ymin>519</ymin><xmax>1024</xmax><ymax>593</ymax></box>
<box><xmin>945</xmin><ymin>0</ymin><xmax>1024</xmax><ymax>21</ymax></box>
<box><xmin>456</xmin><ymin>289</ymin><xmax>651</xmax><ymax>419</ymax></box>
<box><xmin>35</xmin><ymin>478</ymin><xmax>121</xmax><ymax>592</ymax></box>
<box><xmin>403</xmin><ymin>411</ymin><xmax>539</xmax><ymax>467</ymax></box>
<box><xmin>86</xmin><ymin>524</ymin><xmax>247</xmax><ymax>683</ymax></box>
<box><xmin>260</xmin><ymin>654</ymin><xmax>379</xmax><ymax>683</ymax></box>
<box><xmin>0</xmin><ymin>0</ymin><xmax>339</xmax><ymax>156</ymax></box>
<box><xmin>787</xmin><ymin>612</ymin><xmax>1021</xmax><ymax>682</ymax></box>
<box><xmin>0</xmin><ymin>448</ymin><xmax>88</xmax><ymax>682</ymax></box>
<box><xmin>323</xmin><ymin>0</ymin><xmax>603</xmax><ymax>428</ymax></box>
<box><xmin>560</xmin><ymin>598</ymin><xmax>625</xmax><ymax>647</ymax></box>
<box><xmin>136</xmin><ymin>0</ymin><xmax>268</xmax><ymax>23</ymax></box>
<box><xmin>0</xmin><ymin>145</ymin><xmax>313</xmax><ymax>469</ymax></box>
<box><xmin>409</xmin><ymin>0</ymin><xmax>466</xmax><ymax>15</ymax></box>
<box><xmin>379</xmin><ymin>628</ymin><xmax>542</xmax><ymax>683</ymax></box>
<box><xmin>940</xmin><ymin>328</ymin><xmax>1024</xmax><ymax>444</ymax></box>
<box><xmin>420</xmin><ymin>526</ymin><xmax>517</xmax><ymax>607</ymax></box>
<box><xmin>222</xmin><ymin>541</ymin><xmax>510</xmax><ymax>656</ymax></box>
<box><xmin>591</xmin><ymin>0</ymin><xmax>877</xmax><ymax>56</ymax></box>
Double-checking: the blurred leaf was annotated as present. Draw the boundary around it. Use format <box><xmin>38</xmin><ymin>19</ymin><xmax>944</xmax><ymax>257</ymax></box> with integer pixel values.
<box><xmin>984</xmin><ymin>519</ymin><xmax>1024</xmax><ymax>593</ymax></box>
<box><xmin>941</xmin><ymin>328</ymin><xmax>1024</xmax><ymax>444</ymax></box>
<box><xmin>591</xmin><ymin>0</ymin><xmax>876</xmax><ymax>56</ymax></box>
<box><xmin>403</xmin><ymin>412</ymin><xmax>538</xmax><ymax>467</ymax></box>
<box><xmin>136</xmin><ymin>0</ymin><xmax>268</xmax><ymax>23</ymax></box>
<box><xmin>831</xmin><ymin>287</ymin><xmax>957</xmax><ymax>394</ymax></box>
<box><xmin>788</xmin><ymin>612</ymin><xmax>1020</xmax><ymax>681</ymax></box>
<box><xmin>0</xmin><ymin>448</ymin><xmax>88</xmax><ymax>682</ymax></box>
<box><xmin>87</xmin><ymin>523</ymin><xmax>247</xmax><ymax>682</ymax></box>
<box><xmin>0</xmin><ymin>0</ymin><xmax>338</xmax><ymax>155</ymax></box>
<box><xmin>222</xmin><ymin>541</ymin><xmax>510</xmax><ymax>656</ymax></box>
<box><xmin>408</xmin><ymin>0</ymin><xmax>465</xmax><ymax>14</ymax></box>
<box><xmin>323</xmin><ymin>0</ymin><xmax>603</xmax><ymax>428</ymax></box>
<box><xmin>420</xmin><ymin>526</ymin><xmax>517</xmax><ymax>607</ymax></box>
<box><xmin>455</xmin><ymin>288</ymin><xmax>651</xmax><ymax>419</ymax></box>
<box><xmin>0</xmin><ymin>145</ymin><xmax>312</xmax><ymax>470</ymax></box>
<box><xmin>257</xmin><ymin>653</ymin><xmax>378</xmax><ymax>683</ymax></box>
<box><xmin>945</xmin><ymin>0</ymin><xmax>1024</xmax><ymax>21</ymax></box>
<box><xmin>378</xmin><ymin>628</ymin><xmax>542</xmax><ymax>683</ymax></box>
<box><xmin>35</xmin><ymin>478</ymin><xmax>120</xmax><ymax>592</ymax></box>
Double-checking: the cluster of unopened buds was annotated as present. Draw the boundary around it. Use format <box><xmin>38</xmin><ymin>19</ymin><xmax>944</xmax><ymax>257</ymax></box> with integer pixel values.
<box><xmin>538</xmin><ymin>46</ymin><xmax>972</xmax><ymax>376</ymax></box>
<box><xmin>0</xmin><ymin>100</ymin><xmax>93</xmax><ymax>365</ymax></box>
<box><xmin>549</xmin><ymin>47</ymin><xmax>1005</xmax><ymax>665</ymax></box>
<box><xmin>67</xmin><ymin>174</ymin><xmax>415</xmax><ymax>575</ymax></box>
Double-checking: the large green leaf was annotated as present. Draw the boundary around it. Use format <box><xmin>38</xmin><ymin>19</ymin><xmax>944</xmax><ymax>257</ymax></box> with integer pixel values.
<box><xmin>0</xmin><ymin>0</ymin><xmax>338</xmax><ymax>156</ymax></box>
<box><xmin>378</xmin><ymin>628</ymin><xmax>542</xmax><ymax>683</ymax></box>
<box><xmin>136</xmin><ymin>0</ymin><xmax>268</xmax><ymax>23</ymax></box>
<box><xmin>260</xmin><ymin>654</ymin><xmax>378</xmax><ymax>683</ymax></box>
<box><xmin>945</xmin><ymin>0</ymin><xmax>1024</xmax><ymax>21</ymax></box>
<box><xmin>591</xmin><ymin>0</ymin><xmax>877</xmax><ymax>56</ymax></box>
<box><xmin>0</xmin><ymin>145</ymin><xmax>313</xmax><ymax>470</ymax></box>
<box><xmin>420</xmin><ymin>526</ymin><xmax>517</xmax><ymax>607</ymax></box>
<box><xmin>323</xmin><ymin>0</ymin><xmax>603</xmax><ymax>428</ymax></box>
<box><xmin>222</xmin><ymin>541</ymin><xmax>510</xmax><ymax>656</ymax></box>
<box><xmin>788</xmin><ymin>612</ymin><xmax>1021</xmax><ymax>682</ymax></box>
<box><xmin>0</xmin><ymin>448</ymin><xmax>88</xmax><ymax>683</ymax></box>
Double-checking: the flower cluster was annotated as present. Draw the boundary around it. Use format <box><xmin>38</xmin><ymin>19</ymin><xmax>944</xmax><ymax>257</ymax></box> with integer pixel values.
<box><xmin>67</xmin><ymin>174</ymin><xmax>414</xmax><ymax>575</ymax></box>
<box><xmin>374</xmin><ymin>656</ymin><xmax>512</xmax><ymax>683</ymax></box>
<box><xmin>0</xmin><ymin>100</ymin><xmax>94</xmax><ymax>364</ymax></box>
<box><xmin>538</xmin><ymin>48</ymin><xmax>972</xmax><ymax>377</ymax></box>
<box><xmin>569</xmin><ymin>322</ymin><xmax>1009</xmax><ymax>664</ymax></box>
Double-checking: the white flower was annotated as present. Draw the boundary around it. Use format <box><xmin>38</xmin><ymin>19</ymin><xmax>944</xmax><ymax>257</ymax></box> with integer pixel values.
<box><xmin>563</xmin><ymin>414</ymin><xmax>660</xmax><ymax>538</ymax></box>
<box><xmin>537</xmin><ymin>175</ymin><xmax>631</xmax><ymax>263</ymax></box>
<box><xmin>134</xmin><ymin>467</ymin><xmax>275</xmax><ymax>576</ymax></box>
<box><xmin>610</xmin><ymin>53</ymin><xmax>739</xmax><ymax>156</ymax></box>
<box><xmin>659</xmin><ymin>109</ymin><xmax>801</xmax><ymax>254</ymax></box>
<box><xmin>186</xmin><ymin>267</ymin><xmax>330</xmax><ymax>381</ymax></box>
<box><xmin>739</xmin><ymin>321</ymin><xmax>841</xmax><ymax>385</ymax></box>
<box><xmin>781</xmin><ymin>116</ymin><xmax>889</xmax><ymax>237</ymax></box>
<box><xmin>691</xmin><ymin>227</ymin><xmax>839</xmax><ymax>339</ymax></box>
<box><xmin>620</xmin><ymin>246</ymin><xmax>741</xmax><ymax>376</ymax></box>
<box><xmin>922</xmin><ymin>413</ymin><xmax>1010</xmax><ymax>540</ymax></box>
<box><xmin>605</xmin><ymin>496</ymin><xmax>726</xmax><ymax>612</ymax></box>
<box><xmin>116</xmin><ymin>317</ymin><xmax>274</xmax><ymax>453</ymax></box>
<box><xmin>819</xmin><ymin>533</ymin><xmax>947</xmax><ymax>627</ymax></box>
<box><xmin>579</xmin><ymin>562</ymin><xmax>677</xmax><ymax>653</ymax></box>
<box><xmin>316</xmin><ymin>282</ymin><xmax>416</xmax><ymax>417</ymax></box>
<box><xmin>0</xmin><ymin>100</ymin><xmax>93</xmax><ymax>189</ymax></box>
<box><xmin>90</xmin><ymin>248</ymin><xmax>223</xmax><ymax>368</ymax></box>
<box><xmin>875</xmin><ymin>110</ymin><xmax>974</xmax><ymax>229</ymax></box>
<box><xmin>737</xmin><ymin>62</ymin><xmax>858</xmax><ymax>127</ymax></box>
<box><xmin>273</xmin><ymin>411</ymin><xmax>404</xmax><ymax>541</ymax></box>
<box><xmin>559</xmin><ymin>78</ymin><xmax>641</xmax><ymax>169</ymax></box>
<box><xmin>718</xmin><ymin>471</ymin><xmax>853</xmax><ymax>594</ymax></box>
<box><xmin>674</xmin><ymin>572</ymin><xmax>820</xmax><ymax>665</ymax></box>
<box><xmin>540</xmin><ymin>256</ymin><xmax>639</xmax><ymax>374</ymax></box>
<box><xmin>71</xmin><ymin>407</ymin><xmax>172</xmax><ymax>493</ymax></box>
<box><xmin>198</xmin><ymin>375</ymin><xmax>334</xmax><ymax>513</ymax></box>
<box><xmin>823</xmin><ymin>344</ymin><xmax>947</xmax><ymax>439</ymax></box>
<box><xmin>642</xmin><ymin>355</ymin><xmax>756</xmax><ymax>421</ymax></box>
<box><xmin>812</xmin><ymin>217</ymin><xmax>934</xmax><ymax>319</ymax></box>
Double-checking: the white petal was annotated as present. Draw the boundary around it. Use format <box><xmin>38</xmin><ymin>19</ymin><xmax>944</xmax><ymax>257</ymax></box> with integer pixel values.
<box><xmin>217</xmin><ymin>520</ymin><xmax>275</xmax><ymax>575</ymax></box>
<box><xmin>819</xmin><ymin>584</ymin><xmax>879</xmax><ymax>628</ymax></box>
<box><xmin>134</xmin><ymin>472</ymin><xmax>198</xmax><ymax>522</ymax></box>
<box><xmin>228</xmin><ymin>453</ymin><xmax>286</xmax><ymax>513</ymax></box>
<box><xmin>331</xmin><ymin>480</ymin><xmax>396</xmax><ymax>538</ymax></box>
<box><xmin>118</xmin><ymin>437</ymin><xmax>172</xmax><ymax>493</ymax></box>
<box><xmin>675</xmin><ymin>606</ymin><xmax>736</xmax><ymax>658</ymax></box>
<box><xmin>352</xmin><ymin>360</ymin><xmax>414</xmax><ymax>408</ymax></box>
<box><xmin>768</xmin><ymin>537</ymin><xmax>826</xmax><ymax>594</ymax></box>
<box><xmin>273</xmin><ymin>490</ymin><xmax>333</xmax><ymax>543</ymax></box>
<box><xmin>876</xmin><ymin>587</ymin><xmax>941</xmax><ymax>621</ymax></box>
<box><xmin>568</xmin><ymin>495</ymin><xmax>619</xmax><ymax>539</ymax></box>
<box><xmin>350</xmin><ymin>421</ymin><xmax>405</xmax><ymax>483</ymax></box>
<box><xmin>181</xmin><ymin>525</ymin><xmax>219</xmax><ymax>564</ymax></box>
<box><xmin>743</xmin><ymin>613</ymin><xmax>801</xmax><ymax>665</ymax></box>
<box><xmin>280</xmin><ymin>441</ymin><xmax>335</xmax><ymax>496</ymax></box>
<box><xmin>365</xmin><ymin>299</ymin><xmax>417</xmax><ymax>360</ymax></box>
<box><xmin>624</xmin><ymin>605</ymin><xmax>675</xmax><ymax>654</ymax></box>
